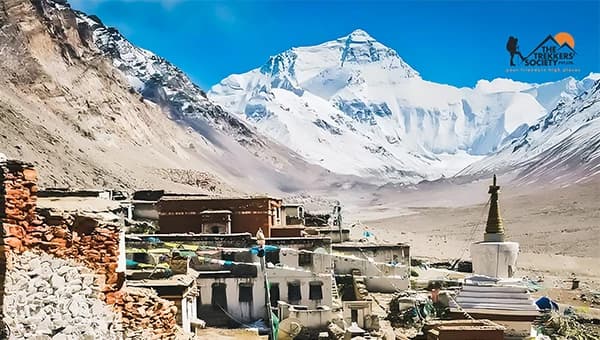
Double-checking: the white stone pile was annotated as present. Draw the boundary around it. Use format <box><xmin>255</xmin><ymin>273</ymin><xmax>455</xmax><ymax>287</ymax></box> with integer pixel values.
<box><xmin>2</xmin><ymin>251</ymin><xmax>121</xmax><ymax>339</ymax></box>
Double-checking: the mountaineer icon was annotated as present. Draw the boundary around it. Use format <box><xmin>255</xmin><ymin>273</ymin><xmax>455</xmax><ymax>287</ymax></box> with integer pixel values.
<box><xmin>506</xmin><ymin>36</ymin><xmax>526</xmax><ymax>66</ymax></box>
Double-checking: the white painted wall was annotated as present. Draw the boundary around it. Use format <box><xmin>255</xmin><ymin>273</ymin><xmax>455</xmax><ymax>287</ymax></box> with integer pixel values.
<box><xmin>196</xmin><ymin>277</ymin><xmax>267</xmax><ymax>323</ymax></box>
<box><xmin>333</xmin><ymin>255</ymin><xmax>408</xmax><ymax>277</ymax></box>
<box><xmin>278</xmin><ymin>249</ymin><xmax>333</xmax><ymax>274</ymax></box>
<box><xmin>333</xmin><ymin>255</ymin><xmax>410</xmax><ymax>292</ymax></box>
<box><xmin>334</xmin><ymin>247</ymin><xmax>408</xmax><ymax>265</ymax></box>
<box><xmin>342</xmin><ymin>301</ymin><xmax>372</xmax><ymax>328</ymax></box>
<box><xmin>117</xmin><ymin>230</ymin><xmax>126</xmax><ymax>273</ymax></box>
<box><xmin>181</xmin><ymin>295</ymin><xmax>197</xmax><ymax>334</ymax></box>
<box><xmin>287</xmin><ymin>305</ymin><xmax>332</xmax><ymax>329</ymax></box>
<box><xmin>132</xmin><ymin>201</ymin><xmax>159</xmax><ymax>220</ymax></box>
<box><xmin>470</xmin><ymin>241</ymin><xmax>519</xmax><ymax>278</ymax></box>
<box><xmin>268</xmin><ymin>267</ymin><xmax>333</xmax><ymax>309</ymax></box>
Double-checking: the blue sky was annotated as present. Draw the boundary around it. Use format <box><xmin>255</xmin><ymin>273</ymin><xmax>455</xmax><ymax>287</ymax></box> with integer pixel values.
<box><xmin>71</xmin><ymin>0</ymin><xmax>599</xmax><ymax>90</ymax></box>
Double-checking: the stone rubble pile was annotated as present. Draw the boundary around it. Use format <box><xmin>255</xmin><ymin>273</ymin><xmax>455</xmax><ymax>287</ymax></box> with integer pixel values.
<box><xmin>2</xmin><ymin>251</ymin><xmax>121</xmax><ymax>339</ymax></box>
<box><xmin>107</xmin><ymin>287</ymin><xmax>179</xmax><ymax>339</ymax></box>
<box><xmin>1</xmin><ymin>160</ymin><xmax>181</xmax><ymax>338</ymax></box>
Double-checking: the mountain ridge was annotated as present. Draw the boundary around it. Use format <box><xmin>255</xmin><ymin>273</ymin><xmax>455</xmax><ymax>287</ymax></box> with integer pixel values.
<box><xmin>0</xmin><ymin>0</ymin><xmax>349</xmax><ymax>194</ymax></box>
<box><xmin>209</xmin><ymin>29</ymin><xmax>597</xmax><ymax>184</ymax></box>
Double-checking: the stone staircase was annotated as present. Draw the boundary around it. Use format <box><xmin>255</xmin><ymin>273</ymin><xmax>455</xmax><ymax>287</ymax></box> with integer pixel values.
<box><xmin>351</xmin><ymin>269</ymin><xmax>369</xmax><ymax>301</ymax></box>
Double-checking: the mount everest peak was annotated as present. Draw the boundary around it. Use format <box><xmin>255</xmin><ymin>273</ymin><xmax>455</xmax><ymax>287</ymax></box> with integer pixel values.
<box><xmin>210</xmin><ymin>30</ymin><xmax>596</xmax><ymax>184</ymax></box>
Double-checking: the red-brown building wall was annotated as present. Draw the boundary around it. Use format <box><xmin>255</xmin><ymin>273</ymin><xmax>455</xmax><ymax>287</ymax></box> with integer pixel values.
<box><xmin>157</xmin><ymin>198</ymin><xmax>281</xmax><ymax>237</ymax></box>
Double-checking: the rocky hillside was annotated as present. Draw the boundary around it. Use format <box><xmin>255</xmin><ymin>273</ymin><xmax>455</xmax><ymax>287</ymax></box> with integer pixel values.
<box><xmin>0</xmin><ymin>0</ymin><xmax>337</xmax><ymax>193</ymax></box>
<box><xmin>457</xmin><ymin>79</ymin><xmax>600</xmax><ymax>184</ymax></box>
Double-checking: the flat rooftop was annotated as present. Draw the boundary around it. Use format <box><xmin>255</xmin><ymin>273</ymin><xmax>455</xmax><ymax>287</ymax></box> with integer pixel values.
<box><xmin>159</xmin><ymin>195</ymin><xmax>281</xmax><ymax>201</ymax></box>
<box><xmin>332</xmin><ymin>241</ymin><xmax>410</xmax><ymax>249</ymax></box>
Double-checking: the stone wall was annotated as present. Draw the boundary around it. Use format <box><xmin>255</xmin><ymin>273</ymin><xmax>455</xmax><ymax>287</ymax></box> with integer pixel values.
<box><xmin>107</xmin><ymin>287</ymin><xmax>179</xmax><ymax>339</ymax></box>
<box><xmin>1</xmin><ymin>160</ymin><xmax>38</xmax><ymax>253</ymax></box>
<box><xmin>1</xmin><ymin>160</ymin><xmax>121</xmax><ymax>293</ymax></box>
<box><xmin>1</xmin><ymin>160</ymin><xmax>181</xmax><ymax>339</ymax></box>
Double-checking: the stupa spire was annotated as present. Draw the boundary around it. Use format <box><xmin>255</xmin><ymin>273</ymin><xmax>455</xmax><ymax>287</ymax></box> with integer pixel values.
<box><xmin>484</xmin><ymin>174</ymin><xmax>505</xmax><ymax>242</ymax></box>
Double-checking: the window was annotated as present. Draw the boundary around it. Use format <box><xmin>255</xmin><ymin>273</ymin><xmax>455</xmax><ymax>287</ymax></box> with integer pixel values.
<box><xmin>269</xmin><ymin>283</ymin><xmax>280</xmax><ymax>307</ymax></box>
<box><xmin>288</xmin><ymin>281</ymin><xmax>301</xmax><ymax>303</ymax></box>
<box><xmin>309</xmin><ymin>281</ymin><xmax>323</xmax><ymax>300</ymax></box>
<box><xmin>239</xmin><ymin>283</ymin><xmax>253</xmax><ymax>302</ymax></box>
<box><xmin>211</xmin><ymin>283</ymin><xmax>227</xmax><ymax>310</ymax></box>
<box><xmin>221</xmin><ymin>251</ymin><xmax>235</xmax><ymax>262</ymax></box>
<box><xmin>298</xmin><ymin>251</ymin><xmax>312</xmax><ymax>267</ymax></box>
<box><xmin>266</xmin><ymin>248</ymin><xmax>280</xmax><ymax>265</ymax></box>
<box><xmin>211</xmin><ymin>225</ymin><xmax>222</xmax><ymax>234</ymax></box>
<box><xmin>351</xmin><ymin>309</ymin><xmax>358</xmax><ymax>323</ymax></box>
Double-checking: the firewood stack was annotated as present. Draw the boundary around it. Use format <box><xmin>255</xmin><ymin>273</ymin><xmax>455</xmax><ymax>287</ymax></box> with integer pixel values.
<box><xmin>1</xmin><ymin>160</ymin><xmax>38</xmax><ymax>253</ymax></box>
<box><xmin>107</xmin><ymin>287</ymin><xmax>179</xmax><ymax>339</ymax></box>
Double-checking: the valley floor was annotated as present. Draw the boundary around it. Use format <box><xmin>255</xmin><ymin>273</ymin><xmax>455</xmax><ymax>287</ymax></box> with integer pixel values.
<box><xmin>341</xmin><ymin>178</ymin><xmax>600</xmax><ymax>289</ymax></box>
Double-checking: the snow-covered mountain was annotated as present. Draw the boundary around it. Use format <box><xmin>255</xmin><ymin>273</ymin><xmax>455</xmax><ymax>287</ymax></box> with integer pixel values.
<box><xmin>0</xmin><ymin>0</ymin><xmax>357</xmax><ymax>193</ymax></box>
<box><xmin>210</xmin><ymin>29</ymin><xmax>597</xmax><ymax>184</ymax></box>
<box><xmin>73</xmin><ymin>10</ymin><xmax>262</xmax><ymax>147</ymax></box>
<box><xmin>67</xmin><ymin>4</ymin><xmax>368</xmax><ymax>193</ymax></box>
<box><xmin>458</xmin><ymin>79</ymin><xmax>600</xmax><ymax>184</ymax></box>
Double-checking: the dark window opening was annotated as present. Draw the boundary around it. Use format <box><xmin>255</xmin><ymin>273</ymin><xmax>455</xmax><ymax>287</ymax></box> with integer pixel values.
<box><xmin>309</xmin><ymin>281</ymin><xmax>323</xmax><ymax>300</ymax></box>
<box><xmin>269</xmin><ymin>283</ymin><xmax>280</xmax><ymax>307</ymax></box>
<box><xmin>288</xmin><ymin>282</ymin><xmax>301</xmax><ymax>302</ymax></box>
<box><xmin>131</xmin><ymin>252</ymin><xmax>151</xmax><ymax>265</ymax></box>
<box><xmin>266</xmin><ymin>249</ymin><xmax>280</xmax><ymax>265</ymax></box>
<box><xmin>351</xmin><ymin>309</ymin><xmax>358</xmax><ymax>323</ymax></box>
<box><xmin>211</xmin><ymin>225</ymin><xmax>221</xmax><ymax>233</ymax></box>
<box><xmin>221</xmin><ymin>251</ymin><xmax>235</xmax><ymax>262</ymax></box>
<box><xmin>196</xmin><ymin>287</ymin><xmax>203</xmax><ymax>317</ymax></box>
<box><xmin>239</xmin><ymin>283</ymin><xmax>253</xmax><ymax>302</ymax></box>
<box><xmin>298</xmin><ymin>251</ymin><xmax>312</xmax><ymax>267</ymax></box>
<box><xmin>211</xmin><ymin>283</ymin><xmax>227</xmax><ymax>310</ymax></box>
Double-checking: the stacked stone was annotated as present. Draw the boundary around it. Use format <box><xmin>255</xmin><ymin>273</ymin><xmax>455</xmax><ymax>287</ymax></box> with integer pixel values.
<box><xmin>35</xmin><ymin>210</ymin><xmax>122</xmax><ymax>292</ymax></box>
<box><xmin>1</xmin><ymin>161</ymin><xmax>180</xmax><ymax>338</ymax></box>
<box><xmin>0</xmin><ymin>160</ymin><xmax>122</xmax><ymax>294</ymax></box>
<box><xmin>1</xmin><ymin>160</ymin><xmax>38</xmax><ymax>253</ymax></box>
<box><xmin>2</xmin><ymin>251</ymin><xmax>121</xmax><ymax>339</ymax></box>
<box><xmin>107</xmin><ymin>287</ymin><xmax>179</xmax><ymax>339</ymax></box>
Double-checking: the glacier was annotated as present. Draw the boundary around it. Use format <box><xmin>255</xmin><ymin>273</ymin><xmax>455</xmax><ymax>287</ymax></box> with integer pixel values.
<box><xmin>209</xmin><ymin>29</ymin><xmax>598</xmax><ymax>184</ymax></box>
<box><xmin>458</xmin><ymin>79</ymin><xmax>600</xmax><ymax>184</ymax></box>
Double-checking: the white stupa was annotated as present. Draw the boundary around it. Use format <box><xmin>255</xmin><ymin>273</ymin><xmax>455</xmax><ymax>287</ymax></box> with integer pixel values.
<box><xmin>450</xmin><ymin>175</ymin><xmax>539</xmax><ymax>325</ymax></box>
<box><xmin>470</xmin><ymin>175</ymin><xmax>519</xmax><ymax>278</ymax></box>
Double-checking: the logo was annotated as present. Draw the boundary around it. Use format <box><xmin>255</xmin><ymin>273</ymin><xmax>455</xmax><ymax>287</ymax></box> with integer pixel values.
<box><xmin>505</xmin><ymin>32</ymin><xmax>578</xmax><ymax>72</ymax></box>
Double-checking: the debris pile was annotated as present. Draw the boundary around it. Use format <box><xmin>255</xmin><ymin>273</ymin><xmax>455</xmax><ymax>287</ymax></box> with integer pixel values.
<box><xmin>534</xmin><ymin>311</ymin><xmax>599</xmax><ymax>340</ymax></box>
<box><xmin>386</xmin><ymin>292</ymin><xmax>442</xmax><ymax>329</ymax></box>
<box><xmin>2</xmin><ymin>251</ymin><xmax>120</xmax><ymax>339</ymax></box>
<box><xmin>107</xmin><ymin>287</ymin><xmax>179</xmax><ymax>339</ymax></box>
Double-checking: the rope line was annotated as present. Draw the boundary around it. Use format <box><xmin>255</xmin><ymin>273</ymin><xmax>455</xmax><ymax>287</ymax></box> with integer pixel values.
<box><xmin>447</xmin><ymin>292</ymin><xmax>475</xmax><ymax>320</ymax></box>
<box><xmin>453</xmin><ymin>196</ymin><xmax>491</xmax><ymax>267</ymax></box>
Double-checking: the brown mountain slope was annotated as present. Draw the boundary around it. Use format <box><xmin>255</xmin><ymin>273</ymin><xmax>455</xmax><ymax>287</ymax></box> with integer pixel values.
<box><xmin>0</xmin><ymin>0</ymin><xmax>342</xmax><ymax>193</ymax></box>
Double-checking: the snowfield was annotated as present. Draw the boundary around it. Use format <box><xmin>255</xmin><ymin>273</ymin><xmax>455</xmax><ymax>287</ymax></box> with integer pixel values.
<box><xmin>210</xmin><ymin>29</ymin><xmax>598</xmax><ymax>183</ymax></box>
